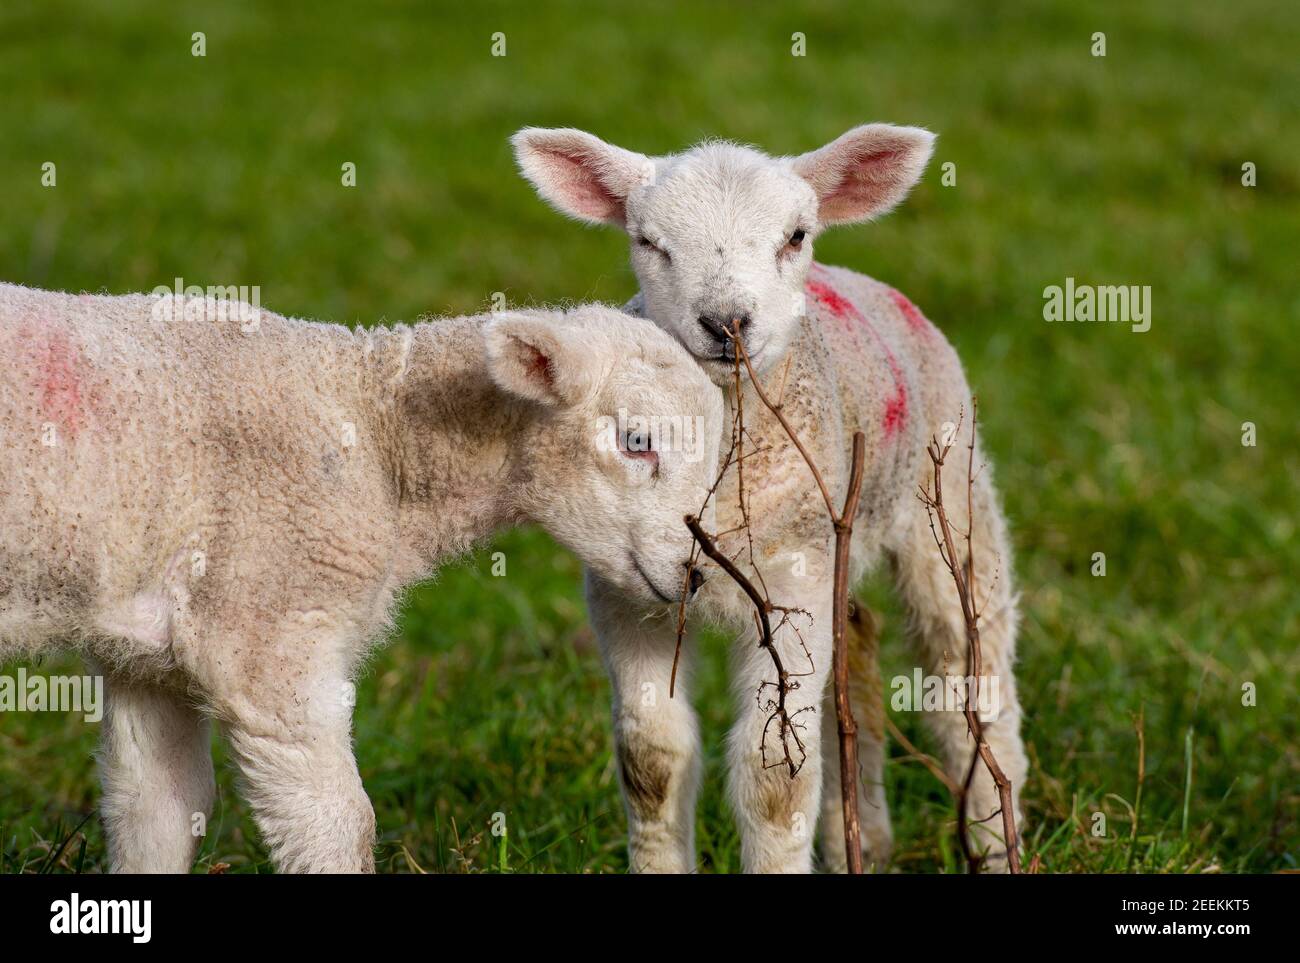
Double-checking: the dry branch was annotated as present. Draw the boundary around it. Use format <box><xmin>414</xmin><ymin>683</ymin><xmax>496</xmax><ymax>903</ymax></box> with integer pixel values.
<box><xmin>916</xmin><ymin>401</ymin><xmax>1022</xmax><ymax>874</ymax></box>
<box><xmin>684</xmin><ymin>515</ymin><xmax>809</xmax><ymax>777</ymax></box>
<box><xmin>732</xmin><ymin>335</ymin><xmax>868</xmax><ymax>874</ymax></box>
<box><xmin>673</xmin><ymin>319</ymin><xmax>868</xmax><ymax>872</ymax></box>
<box><xmin>671</xmin><ymin>339</ymin><xmax>815</xmax><ymax>779</ymax></box>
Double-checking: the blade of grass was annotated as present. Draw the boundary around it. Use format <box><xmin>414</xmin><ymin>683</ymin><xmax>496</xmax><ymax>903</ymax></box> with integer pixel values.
<box><xmin>39</xmin><ymin>811</ymin><xmax>94</xmax><ymax>875</ymax></box>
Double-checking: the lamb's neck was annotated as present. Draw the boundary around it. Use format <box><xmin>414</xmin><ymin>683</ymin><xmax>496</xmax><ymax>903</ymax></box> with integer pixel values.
<box><xmin>377</xmin><ymin>316</ymin><xmax>535</xmax><ymax>574</ymax></box>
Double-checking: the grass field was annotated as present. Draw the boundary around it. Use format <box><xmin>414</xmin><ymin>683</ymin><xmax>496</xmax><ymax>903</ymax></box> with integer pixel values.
<box><xmin>1</xmin><ymin>0</ymin><xmax>1296</xmax><ymax>873</ymax></box>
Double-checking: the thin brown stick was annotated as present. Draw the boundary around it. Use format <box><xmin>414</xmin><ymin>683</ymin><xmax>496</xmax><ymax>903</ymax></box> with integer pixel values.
<box><xmin>669</xmin><ymin>556</ymin><xmax>696</xmax><ymax>698</ymax></box>
<box><xmin>731</xmin><ymin>333</ymin><xmax>866</xmax><ymax>873</ymax></box>
<box><xmin>685</xmin><ymin>515</ymin><xmax>805</xmax><ymax>777</ymax></box>
<box><xmin>735</xmin><ymin>344</ymin><xmax>837</xmax><ymax>520</ymax></box>
<box><xmin>731</xmin><ymin>338</ymin><xmax>770</xmax><ymax>601</ymax></box>
<box><xmin>674</xmin><ymin>323</ymin><xmax>868</xmax><ymax>867</ymax></box>
<box><xmin>670</xmin><ymin>420</ymin><xmax>745</xmax><ymax>697</ymax></box>
<box><xmin>669</xmin><ymin>347</ymin><xmax>813</xmax><ymax>775</ymax></box>
<box><xmin>884</xmin><ymin>715</ymin><xmax>960</xmax><ymax>796</ymax></box>
<box><xmin>831</xmin><ymin>432</ymin><xmax>867</xmax><ymax>874</ymax></box>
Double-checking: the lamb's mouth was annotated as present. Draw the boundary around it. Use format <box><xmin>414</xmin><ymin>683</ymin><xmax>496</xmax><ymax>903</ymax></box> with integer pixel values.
<box><xmin>631</xmin><ymin>555</ymin><xmax>676</xmax><ymax>604</ymax></box>
<box><xmin>694</xmin><ymin>343</ymin><xmax>766</xmax><ymax>371</ymax></box>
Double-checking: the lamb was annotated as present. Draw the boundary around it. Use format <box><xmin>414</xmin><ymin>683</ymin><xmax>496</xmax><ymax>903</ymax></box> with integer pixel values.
<box><xmin>513</xmin><ymin>123</ymin><xmax>1029</xmax><ymax>873</ymax></box>
<box><xmin>0</xmin><ymin>283</ymin><xmax>723</xmax><ymax>873</ymax></box>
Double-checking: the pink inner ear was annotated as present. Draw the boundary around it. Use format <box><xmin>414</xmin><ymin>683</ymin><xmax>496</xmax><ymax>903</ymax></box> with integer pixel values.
<box><xmin>523</xmin><ymin>341</ymin><xmax>556</xmax><ymax>391</ymax></box>
<box><xmin>820</xmin><ymin>148</ymin><xmax>905</xmax><ymax>223</ymax></box>
<box><xmin>538</xmin><ymin>147</ymin><xmax>625</xmax><ymax>222</ymax></box>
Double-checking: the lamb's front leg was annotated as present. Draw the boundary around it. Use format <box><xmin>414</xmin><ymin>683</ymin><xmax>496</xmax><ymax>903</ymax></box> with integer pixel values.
<box><xmin>96</xmin><ymin>670</ymin><xmax>215</xmax><ymax>874</ymax></box>
<box><xmin>587</xmin><ymin>573</ymin><xmax>701</xmax><ymax>874</ymax></box>
<box><xmin>727</xmin><ymin>589</ymin><xmax>833</xmax><ymax>874</ymax></box>
<box><xmin>223</xmin><ymin>684</ymin><xmax>375</xmax><ymax>873</ymax></box>
<box><xmin>195</xmin><ymin>626</ymin><xmax>376</xmax><ymax>874</ymax></box>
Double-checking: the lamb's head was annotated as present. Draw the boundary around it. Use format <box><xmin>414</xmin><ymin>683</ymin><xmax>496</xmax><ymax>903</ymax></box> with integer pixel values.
<box><xmin>513</xmin><ymin>125</ymin><xmax>935</xmax><ymax>383</ymax></box>
<box><xmin>484</xmin><ymin>306</ymin><xmax>724</xmax><ymax>605</ymax></box>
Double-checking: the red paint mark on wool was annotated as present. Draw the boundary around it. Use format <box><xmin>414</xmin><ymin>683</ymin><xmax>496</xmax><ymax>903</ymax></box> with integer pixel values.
<box><xmin>807</xmin><ymin>266</ymin><xmax>909</xmax><ymax>437</ymax></box>
<box><xmin>882</xmin><ymin>385</ymin><xmax>908</xmax><ymax>436</ymax></box>
<box><xmin>888</xmin><ymin>288</ymin><xmax>935</xmax><ymax>338</ymax></box>
<box><xmin>807</xmin><ymin>279</ymin><xmax>856</xmax><ymax>327</ymax></box>
<box><xmin>29</xmin><ymin>328</ymin><xmax>86</xmax><ymax>437</ymax></box>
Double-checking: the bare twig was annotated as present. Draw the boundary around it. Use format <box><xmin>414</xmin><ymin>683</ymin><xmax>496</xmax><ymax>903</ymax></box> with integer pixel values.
<box><xmin>916</xmin><ymin>401</ymin><xmax>1022</xmax><ymax>874</ymax></box>
<box><xmin>670</xmin><ymin>319</ymin><xmax>870</xmax><ymax>871</ymax></box>
<box><xmin>884</xmin><ymin>715</ymin><xmax>960</xmax><ymax>796</ymax></box>
<box><xmin>830</xmin><ymin>432</ymin><xmax>867</xmax><ymax>874</ymax></box>
<box><xmin>668</xmin><ymin>328</ymin><xmax>817</xmax><ymax>776</ymax></box>
<box><xmin>685</xmin><ymin>515</ymin><xmax>807</xmax><ymax>776</ymax></box>
<box><xmin>733</xmin><ymin>329</ymin><xmax>867</xmax><ymax>872</ymax></box>
<box><xmin>735</xmin><ymin>343</ymin><xmax>837</xmax><ymax>520</ymax></box>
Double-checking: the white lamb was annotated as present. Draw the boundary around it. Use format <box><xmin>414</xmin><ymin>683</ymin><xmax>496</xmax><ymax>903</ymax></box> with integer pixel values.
<box><xmin>514</xmin><ymin>123</ymin><xmax>1029</xmax><ymax>873</ymax></box>
<box><xmin>0</xmin><ymin>284</ymin><xmax>723</xmax><ymax>873</ymax></box>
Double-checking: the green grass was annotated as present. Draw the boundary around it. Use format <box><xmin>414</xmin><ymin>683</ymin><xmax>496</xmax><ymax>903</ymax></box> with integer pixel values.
<box><xmin>1</xmin><ymin>0</ymin><xmax>1296</xmax><ymax>873</ymax></box>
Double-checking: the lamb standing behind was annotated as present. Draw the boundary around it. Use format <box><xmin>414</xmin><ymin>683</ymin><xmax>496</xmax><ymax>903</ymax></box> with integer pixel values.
<box><xmin>0</xmin><ymin>284</ymin><xmax>723</xmax><ymax>872</ymax></box>
<box><xmin>514</xmin><ymin>124</ymin><xmax>1029</xmax><ymax>873</ymax></box>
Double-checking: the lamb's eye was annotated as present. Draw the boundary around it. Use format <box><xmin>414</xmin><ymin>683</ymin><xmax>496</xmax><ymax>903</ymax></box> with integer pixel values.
<box><xmin>787</xmin><ymin>229</ymin><xmax>806</xmax><ymax>249</ymax></box>
<box><xmin>638</xmin><ymin>236</ymin><xmax>670</xmax><ymax>262</ymax></box>
<box><xmin>620</xmin><ymin>430</ymin><xmax>660</xmax><ymax>473</ymax></box>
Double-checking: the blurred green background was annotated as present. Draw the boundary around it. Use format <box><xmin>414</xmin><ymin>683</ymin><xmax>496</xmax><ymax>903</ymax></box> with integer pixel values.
<box><xmin>1</xmin><ymin>0</ymin><xmax>1296</xmax><ymax>872</ymax></box>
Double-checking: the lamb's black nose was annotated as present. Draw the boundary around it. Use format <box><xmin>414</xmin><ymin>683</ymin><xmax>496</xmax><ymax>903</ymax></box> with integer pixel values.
<box><xmin>688</xmin><ymin>567</ymin><xmax>706</xmax><ymax>595</ymax></box>
<box><xmin>698</xmin><ymin>313</ymin><xmax>750</xmax><ymax>349</ymax></box>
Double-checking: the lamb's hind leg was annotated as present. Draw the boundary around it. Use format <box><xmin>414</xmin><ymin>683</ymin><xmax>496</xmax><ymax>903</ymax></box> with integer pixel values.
<box><xmin>97</xmin><ymin>670</ymin><xmax>215</xmax><ymax>873</ymax></box>
<box><xmin>890</xmin><ymin>460</ymin><xmax>1028</xmax><ymax>870</ymax></box>
<box><xmin>819</xmin><ymin>599</ymin><xmax>892</xmax><ymax>872</ymax></box>
<box><xmin>587</xmin><ymin>572</ymin><xmax>700</xmax><ymax>873</ymax></box>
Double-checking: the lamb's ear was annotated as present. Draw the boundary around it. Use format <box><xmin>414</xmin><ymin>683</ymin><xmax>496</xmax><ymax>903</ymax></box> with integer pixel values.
<box><xmin>484</xmin><ymin>312</ymin><xmax>595</xmax><ymax>408</ymax></box>
<box><xmin>511</xmin><ymin>127</ymin><xmax>651</xmax><ymax>227</ymax></box>
<box><xmin>791</xmin><ymin>124</ymin><xmax>935</xmax><ymax>225</ymax></box>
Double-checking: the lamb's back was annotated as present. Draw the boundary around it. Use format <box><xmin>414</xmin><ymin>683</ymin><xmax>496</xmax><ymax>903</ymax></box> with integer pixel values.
<box><xmin>0</xmin><ymin>284</ymin><xmax>385</xmax><ymax>652</ymax></box>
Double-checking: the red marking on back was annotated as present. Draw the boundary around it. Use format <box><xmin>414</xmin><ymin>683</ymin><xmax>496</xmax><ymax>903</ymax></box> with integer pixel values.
<box><xmin>807</xmin><ymin>279</ymin><xmax>856</xmax><ymax>326</ymax></box>
<box><xmin>882</xmin><ymin>385</ymin><xmax>908</xmax><ymax>436</ymax></box>
<box><xmin>807</xmin><ymin>266</ymin><xmax>909</xmax><ymax>438</ymax></box>
<box><xmin>888</xmin><ymin>288</ymin><xmax>935</xmax><ymax>338</ymax></box>
<box><xmin>26</xmin><ymin>327</ymin><xmax>86</xmax><ymax>437</ymax></box>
